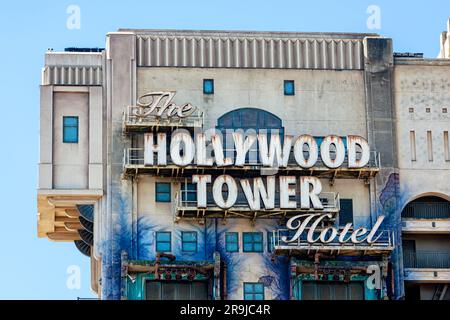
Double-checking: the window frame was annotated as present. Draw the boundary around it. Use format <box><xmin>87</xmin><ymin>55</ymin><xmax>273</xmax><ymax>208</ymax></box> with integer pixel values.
<box><xmin>339</xmin><ymin>199</ymin><xmax>354</xmax><ymax>227</ymax></box>
<box><xmin>155</xmin><ymin>231</ymin><xmax>172</xmax><ymax>252</ymax></box>
<box><xmin>225</xmin><ymin>232</ymin><xmax>239</xmax><ymax>253</ymax></box>
<box><xmin>283</xmin><ymin>80</ymin><xmax>295</xmax><ymax>96</ymax></box>
<box><xmin>155</xmin><ymin>182</ymin><xmax>171</xmax><ymax>203</ymax></box>
<box><xmin>62</xmin><ymin>116</ymin><xmax>79</xmax><ymax>143</ymax></box>
<box><xmin>267</xmin><ymin>231</ymin><xmax>274</xmax><ymax>253</ymax></box>
<box><xmin>242</xmin><ymin>232</ymin><xmax>263</xmax><ymax>253</ymax></box>
<box><xmin>181</xmin><ymin>182</ymin><xmax>197</xmax><ymax>205</ymax></box>
<box><xmin>181</xmin><ymin>231</ymin><xmax>198</xmax><ymax>253</ymax></box>
<box><xmin>203</xmin><ymin>79</ymin><xmax>214</xmax><ymax>94</ymax></box>
<box><xmin>243</xmin><ymin>282</ymin><xmax>265</xmax><ymax>300</ymax></box>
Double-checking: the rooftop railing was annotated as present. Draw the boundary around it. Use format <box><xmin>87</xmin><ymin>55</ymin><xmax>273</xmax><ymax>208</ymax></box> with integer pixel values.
<box><xmin>272</xmin><ymin>228</ymin><xmax>394</xmax><ymax>251</ymax></box>
<box><xmin>176</xmin><ymin>190</ymin><xmax>340</xmax><ymax>211</ymax></box>
<box><xmin>123</xmin><ymin>147</ymin><xmax>380</xmax><ymax>170</ymax></box>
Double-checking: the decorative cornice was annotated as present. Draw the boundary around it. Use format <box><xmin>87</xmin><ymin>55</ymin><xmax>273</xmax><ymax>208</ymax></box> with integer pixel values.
<box><xmin>136</xmin><ymin>35</ymin><xmax>365</xmax><ymax>70</ymax></box>
<box><xmin>41</xmin><ymin>65</ymin><xmax>102</xmax><ymax>86</ymax></box>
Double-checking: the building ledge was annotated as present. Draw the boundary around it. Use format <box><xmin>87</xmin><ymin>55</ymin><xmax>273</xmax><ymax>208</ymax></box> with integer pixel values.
<box><xmin>404</xmin><ymin>268</ymin><xmax>450</xmax><ymax>282</ymax></box>
<box><xmin>394</xmin><ymin>58</ymin><xmax>450</xmax><ymax>66</ymax></box>
<box><xmin>402</xmin><ymin>219</ymin><xmax>450</xmax><ymax>234</ymax></box>
<box><xmin>38</xmin><ymin>188</ymin><xmax>103</xmax><ymax>196</ymax></box>
<box><xmin>37</xmin><ymin>189</ymin><xmax>102</xmax><ymax>239</ymax></box>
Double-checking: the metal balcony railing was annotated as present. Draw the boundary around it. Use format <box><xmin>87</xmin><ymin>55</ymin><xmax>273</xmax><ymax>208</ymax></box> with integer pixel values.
<box><xmin>403</xmin><ymin>250</ymin><xmax>450</xmax><ymax>269</ymax></box>
<box><xmin>123</xmin><ymin>105</ymin><xmax>203</xmax><ymax>129</ymax></box>
<box><xmin>402</xmin><ymin>202</ymin><xmax>450</xmax><ymax>219</ymax></box>
<box><xmin>175</xmin><ymin>190</ymin><xmax>340</xmax><ymax>212</ymax></box>
<box><xmin>271</xmin><ymin>228</ymin><xmax>394</xmax><ymax>249</ymax></box>
<box><xmin>124</xmin><ymin>147</ymin><xmax>380</xmax><ymax>170</ymax></box>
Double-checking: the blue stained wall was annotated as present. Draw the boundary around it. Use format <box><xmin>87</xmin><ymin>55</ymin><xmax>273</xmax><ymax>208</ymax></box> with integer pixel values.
<box><xmin>133</xmin><ymin>216</ymin><xmax>290</xmax><ymax>300</ymax></box>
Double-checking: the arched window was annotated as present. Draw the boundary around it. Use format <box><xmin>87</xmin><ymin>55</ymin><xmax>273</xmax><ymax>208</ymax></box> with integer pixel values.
<box><xmin>217</xmin><ymin>108</ymin><xmax>283</xmax><ymax>131</ymax></box>
<box><xmin>216</xmin><ymin>108</ymin><xmax>284</xmax><ymax>164</ymax></box>
<box><xmin>402</xmin><ymin>196</ymin><xmax>450</xmax><ymax>219</ymax></box>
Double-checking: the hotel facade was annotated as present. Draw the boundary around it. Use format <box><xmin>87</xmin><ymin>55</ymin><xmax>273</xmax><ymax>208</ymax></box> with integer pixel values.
<box><xmin>37</xmin><ymin>21</ymin><xmax>450</xmax><ymax>300</ymax></box>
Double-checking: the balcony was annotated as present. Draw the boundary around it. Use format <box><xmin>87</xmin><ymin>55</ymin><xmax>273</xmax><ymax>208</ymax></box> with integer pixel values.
<box><xmin>123</xmin><ymin>147</ymin><xmax>380</xmax><ymax>179</ymax></box>
<box><xmin>404</xmin><ymin>251</ymin><xmax>450</xmax><ymax>269</ymax></box>
<box><xmin>402</xmin><ymin>201</ymin><xmax>450</xmax><ymax>234</ymax></box>
<box><xmin>271</xmin><ymin>228</ymin><xmax>394</xmax><ymax>256</ymax></box>
<box><xmin>123</xmin><ymin>105</ymin><xmax>203</xmax><ymax>132</ymax></box>
<box><xmin>403</xmin><ymin>251</ymin><xmax>450</xmax><ymax>282</ymax></box>
<box><xmin>172</xmin><ymin>190</ymin><xmax>340</xmax><ymax>221</ymax></box>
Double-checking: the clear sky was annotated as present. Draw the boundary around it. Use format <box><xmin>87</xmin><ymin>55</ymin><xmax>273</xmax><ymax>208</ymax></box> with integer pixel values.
<box><xmin>0</xmin><ymin>0</ymin><xmax>448</xmax><ymax>300</ymax></box>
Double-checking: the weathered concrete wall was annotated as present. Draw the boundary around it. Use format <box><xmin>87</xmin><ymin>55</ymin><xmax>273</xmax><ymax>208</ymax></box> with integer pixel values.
<box><xmin>53</xmin><ymin>92</ymin><xmax>89</xmax><ymax>189</ymax></box>
<box><xmin>393</xmin><ymin>60</ymin><xmax>450</xmax><ymax>299</ymax></box>
<box><xmin>137</xmin><ymin>67</ymin><xmax>368</xmax><ymax>137</ymax></box>
<box><xmin>394</xmin><ymin>64</ymin><xmax>450</xmax><ymax>207</ymax></box>
<box><xmin>104</xmin><ymin>32</ymin><xmax>136</xmax><ymax>299</ymax></box>
<box><xmin>362</xmin><ymin>37</ymin><xmax>401</xmax><ymax>298</ymax></box>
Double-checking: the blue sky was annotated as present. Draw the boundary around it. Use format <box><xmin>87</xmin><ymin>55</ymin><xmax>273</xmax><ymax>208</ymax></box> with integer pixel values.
<box><xmin>0</xmin><ymin>0</ymin><xmax>448</xmax><ymax>300</ymax></box>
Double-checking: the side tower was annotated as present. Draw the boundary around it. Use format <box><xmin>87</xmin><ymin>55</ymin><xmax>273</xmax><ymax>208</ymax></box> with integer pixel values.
<box><xmin>394</xmin><ymin>20</ymin><xmax>450</xmax><ymax>299</ymax></box>
<box><xmin>38</xmin><ymin>49</ymin><xmax>105</xmax><ymax>296</ymax></box>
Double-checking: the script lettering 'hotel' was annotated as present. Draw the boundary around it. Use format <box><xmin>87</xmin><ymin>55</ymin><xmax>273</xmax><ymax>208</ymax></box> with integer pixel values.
<box><xmin>38</xmin><ymin>21</ymin><xmax>450</xmax><ymax>300</ymax></box>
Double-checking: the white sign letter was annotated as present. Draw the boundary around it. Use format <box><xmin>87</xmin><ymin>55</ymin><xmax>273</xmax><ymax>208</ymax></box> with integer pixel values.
<box><xmin>170</xmin><ymin>131</ymin><xmax>195</xmax><ymax>166</ymax></box>
<box><xmin>280</xmin><ymin>176</ymin><xmax>297</xmax><ymax>209</ymax></box>
<box><xmin>293</xmin><ymin>135</ymin><xmax>318</xmax><ymax>168</ymax></box>
<box><xmin>144</xmin><ymin>133</ymin><xmax>167</xmax><ymax>165</ymax></box>
<box><xmin>192</xmin><ymin>174</ymin><xmax>211</xmax><ymax>208</ymax></box>
<box><xmin>300</xmin><ymin>177</ymin><xmax>323</xmax><ymax>209</ymax></box>
<box><xmin>212</xmin><ymin>175</ymin><xmax>238</xmax><ymax>209</ymax></box>
<box><xmin>347</xmin><ymin>135</ymin><xmax>370</xmax><ymax>168</ymax></box>
<box><xmin>233</xmin><ymin>132</ymin><xmax>256</xmax><ymax>166</ymax></box>
<box><xmin>320</xmin><ymin>135</ymin><xmax>345</xmax><ymax>168</ymax></box>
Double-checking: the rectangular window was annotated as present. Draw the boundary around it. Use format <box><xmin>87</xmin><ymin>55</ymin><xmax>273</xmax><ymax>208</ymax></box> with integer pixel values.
<box><xmin>156</xmin><ymin>231</ymin><xmax>171</xmax><ymax>252</ymax></box>
<box><xmin>301</xmin><ymin>281</ymin><xmax>364</xmax><ymax>300</ymax></box>
<box><xmin>156</xmin><ymin>182</ymin><xmax>171</xmax><ymax>202</ymax></box>
<box><xmin>225</xmin><ymin>232</ymin><xmax>239</xmax><ymax>252</ymax></box>
<box><xmin>146</xmin><ymin>281</ymin><xmax>208</xmax><ymax>300</ymax></box>
<box><xmin>427</xmin><ymin>131</ymin><xmax>433</xmax><ymax>161</ymax></box>
<box><xmin>181</xmin><ymin>182</ymin><xmax>197</xmax><ymax>205</ymax></box>
<box><xmin>444</xmin><ymin>131</ymin><xmax>449</xmax><ymax>161</ymax></box>
<box><xmin>243</xmin><ymin>232</ymin><xmax>263</xmax><ymax>252</ymax></box>
<box><xmin>181</xmin><ymin>231</ymin><xmax>198</xmax><ymax>252</ymax></box>
<box><xmin>243</xmin><ymin>282</ymin><xmax>264</xmax><ymax>300</ymax></box>
<box><xmin>284</xmin><ymin>80</ymin><xmax>295</xmax><ymax>96</ymax></box>
<box><xmin>339</xmin><ymin>199</ymin><xmax>353</xmax><ymax>227</ymax></box>
<box><xmin>63</xmin><ymin>116</ymin><xmax>79</xmax><ymax>143</ymax></box>
<box><xmin>203</xmin><ymin>79</ymin><xmax>214</xmax><ymax>94</ymax></box>
<box><xmin>267</xmin><ymin>231</ymin><xmax>274</xmax><ymax>252</ymax></box>
<box><xmin>409</xmin><ymin>131</ymin><xmax>416</xmax><ymax>161</ymax></box>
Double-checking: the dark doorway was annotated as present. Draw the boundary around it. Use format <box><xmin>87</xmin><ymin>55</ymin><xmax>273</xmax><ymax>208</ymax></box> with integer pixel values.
<box><xmin>404</xmin><ymin>283</ymin><xmax>421</xmax><ymax>300</ymax></box>
<box><xmin>145</xmin><ymin>281</ymin><xmax>209</xmax><ymax>300</ymax></box>
<box><xmin>301</xmin><ymin>281</ymin><xmax>365</xmax><ymax>300</ymax></box>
